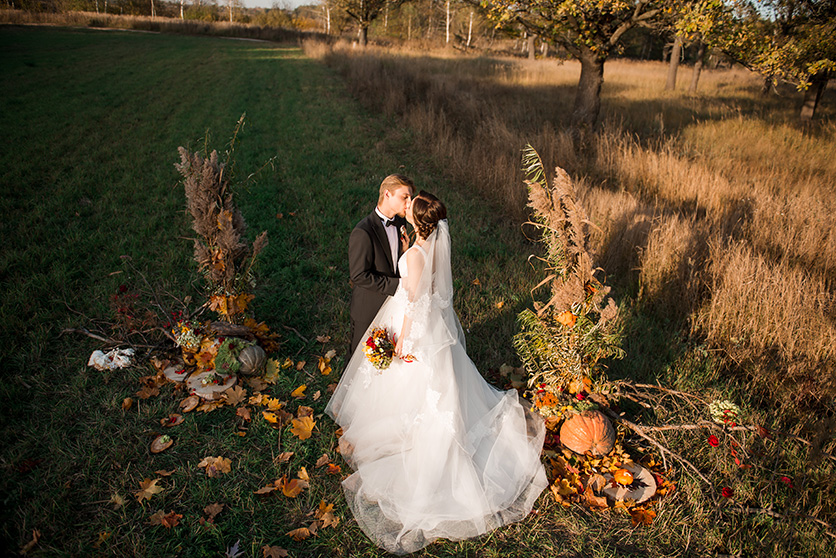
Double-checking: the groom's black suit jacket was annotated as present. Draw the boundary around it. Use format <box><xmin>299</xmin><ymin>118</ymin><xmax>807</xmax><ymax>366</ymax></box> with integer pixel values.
<box><xmin>348</xmin><ymin>211</ymin><xmax>406</xmax><ymax>352</ymax></box>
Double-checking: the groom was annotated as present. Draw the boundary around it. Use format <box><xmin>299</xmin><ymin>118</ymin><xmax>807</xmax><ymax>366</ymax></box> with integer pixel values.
<box><xmin>348</xmin><ymin>174</ymin><xmax>414</xmax><ymax>352</ymax></box>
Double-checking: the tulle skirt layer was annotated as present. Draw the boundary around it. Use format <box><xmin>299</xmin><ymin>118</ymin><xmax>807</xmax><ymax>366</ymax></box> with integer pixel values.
<box><xmin>326</xmin><ymin>300</ymin><xmax>548</xmax><ymax>554</ymax></box>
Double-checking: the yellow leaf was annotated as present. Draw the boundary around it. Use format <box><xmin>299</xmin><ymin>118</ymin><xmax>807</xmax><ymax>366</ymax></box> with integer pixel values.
<box><xmin>135</xmin><ymin>478</ymin><xmax>163</xmax><ymax>502</ymax></box>
<box><xmin>297</xmin><ymin>466</ymin><xmax>310</xmax><ymax>481</ymax></box>
<box><xmin>249</xmin><ymin>393</ymin><xmax>266</xmax><ymax>406</ymax></box>
<box><xmin>278</xmin><ymin>475</ymin><xmax>309</xmax><ymax>498</ymax></box>
<box><xmin>290</xmin><ymin>384</ymin><xmax>307</xmax><ymax>399</ymax></box>
<box><xmin>263</xmin><ymin>411</ymin><xmax>279</xmax><ymax>424</ymax></box>
<box><xmin>290</xmin><ymin>416</ymin><xmax>316</xmax><ymax>440</ymax></box>
<box><xmin>326</xmin><ymin>463</ymin><xmax>342</xmax><ymax>475</ymax></box>
<box><xmin>266</xmin><ymin>397</ymin><xmax>284</xmax><ymax>411</ymax></box>
<box><xmin>264</xmin><ymin>359</ymin><xmax>281</xmax><ymax>384</ymax></box>
<box><xmin>318</xmin><ymin>357</ymin><xmax>332</xmax><ymax>376</ymax></box>
<box><xmin>630</xmin><ymin>507</ymin><xmax>657</xmax><ymax>527</ymax></box>
<box><xmin>281</xmin><ymin>357</ymin><xmax>294</xmax><ymax>369</ymax></box>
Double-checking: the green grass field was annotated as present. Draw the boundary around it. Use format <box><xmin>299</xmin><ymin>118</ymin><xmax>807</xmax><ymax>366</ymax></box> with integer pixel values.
<box><xmin>1</xmin><ymin>25</ymin><xmax>834</xmax><ymax>557</ymax></box>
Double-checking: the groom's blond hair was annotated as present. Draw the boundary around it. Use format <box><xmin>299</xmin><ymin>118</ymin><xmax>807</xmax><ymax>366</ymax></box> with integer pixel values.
<box><xmin>378</xmin><ymin>174</ymin><xmax>414</xmax><ymax>204</ymax></box>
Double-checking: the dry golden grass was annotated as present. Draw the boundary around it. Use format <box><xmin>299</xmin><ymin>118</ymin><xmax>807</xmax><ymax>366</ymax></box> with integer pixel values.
<box><xmin>304</xmin><ymin>40</ymin><xmax>836</xmax><ymax>411</ymax></box>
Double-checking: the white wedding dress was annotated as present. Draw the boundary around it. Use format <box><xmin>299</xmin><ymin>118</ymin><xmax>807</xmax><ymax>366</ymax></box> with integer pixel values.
<box><xmin>326</xmin><ymin>220</ymin><xmax>548</xmax><ymax>554</ymax></box>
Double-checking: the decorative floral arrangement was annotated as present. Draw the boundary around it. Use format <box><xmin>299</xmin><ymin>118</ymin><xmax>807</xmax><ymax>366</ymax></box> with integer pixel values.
<box><xmin>708</xmin><ymin>399</ymin><xmax>742</xmax><ymax>426</ymax></box>
<box><xmin>215</xmin><ymin>337</ymin><xmax>252</xmax><ymax>375</ymax></box>
<box><xmin>173</xmin><ymin>320</ymin><xmax>204</xmax><ymax>352</ymax></box>
<box><xmin>363</xmin><ymin>328</ymin><xmax>395</xmax><ymax>370</ymax></box>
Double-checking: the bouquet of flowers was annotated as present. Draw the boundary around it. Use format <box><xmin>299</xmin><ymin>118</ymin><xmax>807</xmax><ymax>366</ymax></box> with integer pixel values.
<box><xmin>364</xmin><ymin>327</ymin><xmax>395</xmax><ymax>370</ymax></box>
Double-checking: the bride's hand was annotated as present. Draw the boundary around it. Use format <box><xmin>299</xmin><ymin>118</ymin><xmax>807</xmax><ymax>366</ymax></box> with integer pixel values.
<box><xmin>399</xmin><ymin>226</ymin><xmax>410</xmax><ymax>252</ymax></box>
<box><xmin>394</xmin><ymin>335</ymin><xmax>404</xmax><ymax>358</ymax></box>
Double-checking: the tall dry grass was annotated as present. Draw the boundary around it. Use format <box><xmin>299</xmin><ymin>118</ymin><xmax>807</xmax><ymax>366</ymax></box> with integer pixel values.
<box><xmin>0</xmin><ymin>9</ymin><xmax>321</xmax><ymax>43</ymax></box>
<box><xmin>304</xmin><ymin>40</ymin><xmax>836</xmax><ymax>413</ymax></box>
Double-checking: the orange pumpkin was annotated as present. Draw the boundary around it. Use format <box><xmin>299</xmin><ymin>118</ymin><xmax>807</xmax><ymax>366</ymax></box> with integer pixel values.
<box><xmin>559</xmin><ymin>410</ymin><xmax>616</xmax><ymax>456</ymax></box>
<box><xmin>613</xmin><ymin>468</ymin><xmax>634</xmax><ymax>485</ymax></box>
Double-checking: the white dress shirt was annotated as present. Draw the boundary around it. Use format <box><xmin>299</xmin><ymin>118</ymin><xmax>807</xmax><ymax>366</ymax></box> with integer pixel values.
<box><xmin>375</xmin><ymin>208</ymin><xmax>399</xmax><ymax>272</ymax></box>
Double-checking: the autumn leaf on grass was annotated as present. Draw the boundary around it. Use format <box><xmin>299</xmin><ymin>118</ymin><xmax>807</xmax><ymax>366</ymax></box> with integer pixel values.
<box><xmin>264</xmin><ymin>358</ymin><xmax>281</xmax><ymax>384</ymax></box>
<box><xmin>204</xmin><ymin>502</ymin><xmax>224</xmax><ymax>521</ymax></box>
<box><xmin>286</xmin><ymin>527</ymin><xmax>311</xmax><ymax>541</ymax></box>
<box><xmin>297</xmin><ymin>405</ymin><xmax>314</xmax><ymax>418</ymax></box>
<box><xmin>279</xmin><ymin>475</ymin><xmax>309</xmax><ymax>498</ymax></box>
<box><xmin>266</xmin><ymin>397</ymin><xmax>284</xmax><ymax>411</ymax></box>
<box><xmin>326</xmin><ymin>463</ymin><xmax>342</xmax><ymax>475</ymax></box>
<box><xmin>314</xmin><ymin>500</ymin><xmax>340</xmax><ymax>529</ymax></box>
<box><xmin>313</xmin><ymin>390</ymin><xmax>321</xmax><ymax>401</ymax></box>
<box><xmin>223</xmin><ymin>385</ymin><xmax>247</xmax><ymax>406</ymax></box>
<box><xmin>249</xmin><ymin>393</ymin><xmax>266</xmax><ymax>406</ymax></box>
<box><xmin>254</xmin><ymin>481</ymin><xmax>279</xmax><ymax>495</ymax></box>
<box><xmin>135</xmin><ymin>478</ymin><xmax>163</xmax><ymax>502</ymax></box>
<box><xmin>278</xmin><ymin>451</ymin><xmax>294</xmax><ymax>464</ymax></box>
<box><xmin>315</xmin><ymin>454</ymin><xmax>331</xmax><ymax>468</ymax></box>
<box><xmin>316</xmin><ymin>335</ymin><xmax>331</xmax><ymax>343</ymax></box>
<box><xmin>109</xmin><ymin>494</ymin><xmax>125</xmax><ymax>509</ymax></box>
<box><xmin>630</xmin><ymin>507</ymin><xmax>657</xmax><ymax>527</ymax></box>
<box><xmin>583</xmin><ymin>485</ymin><xmax>609</xmax><ymax>510</ymax></box>
<box><xmin>318</xmin><ymin>356</ymin><xmax>332</xmax><ymax>376</ymax></box>
<box><xmin>149</xmin><ymin>510</ymin><xmax>182</xmax><ymax>529</ymax></box>
<box><xmin>298</xmin><ymin>466</ymin><xmax>310</xmax><ymax>481</ymax></box>
<box><xmin>137</xmin><ymin>385</ymin><xmax>160</xmax><ymax>399</ymax></box>
<box><xmin>20</xmin><ymin>529</ymin><xmax>41</xmax><ymax>554</ymax></box>
<box><xmin>290</xmin><ymin>416</ymin><xmax>316</xmax><ymax>440</ymax></box>
<box><xmin>295</xmin><ymin>360</ymin><xmax>306</xmax><ymax>370</ymax></box>
<box><xmin>196</xmin><ymin>400</ymin><xmax>223</xmax><ymax>413</ymax></box>
<box><xmin>247</xmin><ymin>376</ymin><xmax>268</xmax><ymax>391</ymax></box>
<box><xmin>236</xmin><ymin>406</ymin><xmax>252</xmax><ymax>422</ymax></box>
<box><xmin>291</xmin><ymin>384</ymin><xmax>307</xmax><ymax>399</ymax></box>
<box><xmin>263</xmin><ymin>411</ymin><xmax>280</xmax><ymax>424</ymax></box>
<box><xmin>198</xmin><ymin>456</ymin><xmax>232</xmax><ymax>478</ymax></box>
<box><xmin>122</xmin><ymin>397</ymin><xmax>133</xmax><ymax>410</ymax></box>
<box><xmin>154</xmin><ymin>469</ymin><xmax>176</xmax><ymax>477</ymax></box>
<box><xmin>263</xmin><ymin>546</ymin><xmax>289</xmax><ymax>558</ymax></box>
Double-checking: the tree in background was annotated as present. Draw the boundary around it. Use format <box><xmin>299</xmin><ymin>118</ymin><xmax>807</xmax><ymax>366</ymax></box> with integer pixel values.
<box><xmin>480</xmin><ymin>0</ymin><xmax>667</xmax><ymax>128</ymax></box>
<box><xmin>334</xmin><ymin>0</ymin><xmax>403</xmax><ymax>45</ymax></box>
<box><xmin>729</xmin><ymin>0</ymin><xmax>835</xmax><ymax>120</ymax></box>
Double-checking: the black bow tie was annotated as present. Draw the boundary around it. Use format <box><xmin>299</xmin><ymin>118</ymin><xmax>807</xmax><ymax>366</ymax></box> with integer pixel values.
<box><xmin>384</xmin><ymin>218</ymin><xmax>397</xmax><ymax>227</ymax></box>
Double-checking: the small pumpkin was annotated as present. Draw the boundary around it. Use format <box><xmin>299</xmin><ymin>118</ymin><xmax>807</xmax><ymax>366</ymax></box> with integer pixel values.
<box><xmin>613</xmin><ymin>468</ymin><xmax>634</xmax><ymax>485</ymax></box>
<box><xmin>238</xmin><ymin>344</ymin><xmax>266</xmax><ymax>375</ymax></box>
<box><xmin>559</xmin><ymin>410</ymin><xmax>616</xmax><ymax>456</ymax></box>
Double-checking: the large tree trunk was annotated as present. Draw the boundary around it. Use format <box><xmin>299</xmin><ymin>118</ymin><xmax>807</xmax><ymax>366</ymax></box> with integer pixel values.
<box><xmin>665</xmin><ymin>35</ymin><xmax>682</xmax><ymax>91</ymax></box>
<box><xmin>573</xmin><ymin>49</ymin><xmax>605</xmax><ymax>129</ymax></box>
<box><xmin>800</xmin><ymin>70</ymin><xmax>828</xmax><ymax>121</ymax></box>
<box><xmin>528</xmin><ymin>35</ymin><xmax>535</xmax><ymax>60</ymax></box>
<box><xmin>688</xmin><ymin>40</ymin><xmax>706</xmax><ymax>94</ymax></box>
<box><xmin>359</xmin><ymin>24</ymin><xmax>368</xmax><ymax>47</ymax></box>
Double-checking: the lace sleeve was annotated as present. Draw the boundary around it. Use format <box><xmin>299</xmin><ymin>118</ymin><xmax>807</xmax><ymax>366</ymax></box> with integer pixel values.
<box><xmin>398</xmin><ymin>248</ymin><xmax>428</xmax><ymax>357</ymax></box>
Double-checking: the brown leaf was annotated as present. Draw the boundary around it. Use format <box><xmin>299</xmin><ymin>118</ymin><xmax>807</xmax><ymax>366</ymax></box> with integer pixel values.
<box><xmin>324</xmin><ymin>349</ymin><xmax>337</xmax><ymax>360</ymax></box>
<box><xmin>278</xmin><ymin>452</ymin><xmax>294</xmax><ymax>464</ymax></box>
<box><xmin>290</xmin><ymin>416</ymin><xmax>316</xmax><ymax>440</ymax></box>
<box><xmin>198</xmin><ymin>456</ymin><xmax>231</xmax><ymax>477</ymax></box>
<box><xmin>254</xmin><ymin>484</ymin><xmax>278</xmax><ymax>495</ymax></box>
<box><xmin>286</xmin><ymin>527</ymin><xmax>311</xmax><ymax>541</ymax></box>
<box><xmin>236</xmin><ymin>406</ymin><xmax>252</xmax><ymax>422</ymax></box>
<box><xmin>135</xmin><ymin>478</ymin><xmax>163</xmax><ymax>502</ymax></box>
<box><xmin>296</xmin><ymin>405</ymin><xmax>314</xmax><ymax>418</ymax></box>
<box><xmin>247</xmin><ymin>376</ymin><xmax>268</xmax><ymax>391</ymax></box>
<box><xmin>297</xmin><ymin>466</ymin><xmax>310</xmax><ymax>481</ymax></box>
<box><xmin>196</xmin><ymin>400</ymin><xmax>224</xmax><ymax>413</ymax></box>
<box><xmin>295</xmin><ymin>360</ymin><xmax>306</xmax><ymax>370</ymax></box>
<box><xmin>315</xmin><ymin>500</ymin><xmax>340</xmax><ymax>529</ymax></box>
<box><xmin>137</xmin><ymin>385</ymin><xmax>160</xmax><ymax>399</ymax></box>
<box><xmin>122</xmin><ymin>397</ymin><xmax>133</xmax><ymax>410</ymax></box>
<box><xmin>630</xmin><ymin>507</ymin><xmax>657</xmax><ymax>527</ymax></box>
<box><xmin>312</xmin><ymin>390</ymin><xmax>321</xmax><ymax>401</ymax></box>
<box><xmin>307</xmin><ymin>521</ymin><xmax>319</xmax><ymax>535</ymax></box>
<box><xmin>154</xmin><ymin>469</ymin><xmax>176</xmax><ymax>477</ymax></box>
<box><xmin>326</xmin><ymin>463</ymin><xmax>342</xmax><ymax>475</ymax></box>
<box><xmin>263</xmin><ymin>546</ymin><xmax>290</xmax><ymax>558</ymax></box>
<box><xmin>316</xmin><ymin>335</ymin><xmax>331</xmax><ymax>343</ymax></box>
<box><xmin>204</xmin><ymin>502</ymin><xmax>224</xmax><ymax>520</ymax></box>
<box><xmin>223</xmin><ymin>385</ymin><xmax>247</xmax><ymax>406</ymax></box>
<box><xmin>155</xmin><ymin>510</ymin><xmax>182</xmax><ymax>529</ymax></box>
<box><xmin>109</xmin><ymin>493</ymin><xmax>125</xmax><ymax>509</ymax></box>
<box><xmin>248</xmin><ymin>393</ymin><xmax>266</xmax><ymax>406</ymax></box>
<box><xmin>315</xmin><ymin>454</ymin><xmax>331</xmax><ymax>468</ymax></box>
<box><xmin>583</xmin><ymin>485</ymin><xmax>609</xmax><ymax>510</ymax></box>
<box><xmin>20</xmin><ymin>529</ymin><xmax>41</xmax><ymax>554</ymax></box>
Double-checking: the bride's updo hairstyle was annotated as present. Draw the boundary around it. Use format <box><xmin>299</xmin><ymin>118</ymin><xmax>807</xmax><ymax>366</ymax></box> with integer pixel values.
<box><xmin>411</xmin><ymin>190</ymin><xmax>447</xmax><ymax>239</ymax></box>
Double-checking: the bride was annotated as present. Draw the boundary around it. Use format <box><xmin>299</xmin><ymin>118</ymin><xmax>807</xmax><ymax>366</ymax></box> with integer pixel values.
<box><xmin>326</xmin><ymin>191</ymin><xmax>548</xmax><ymax>554</ymax></box>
